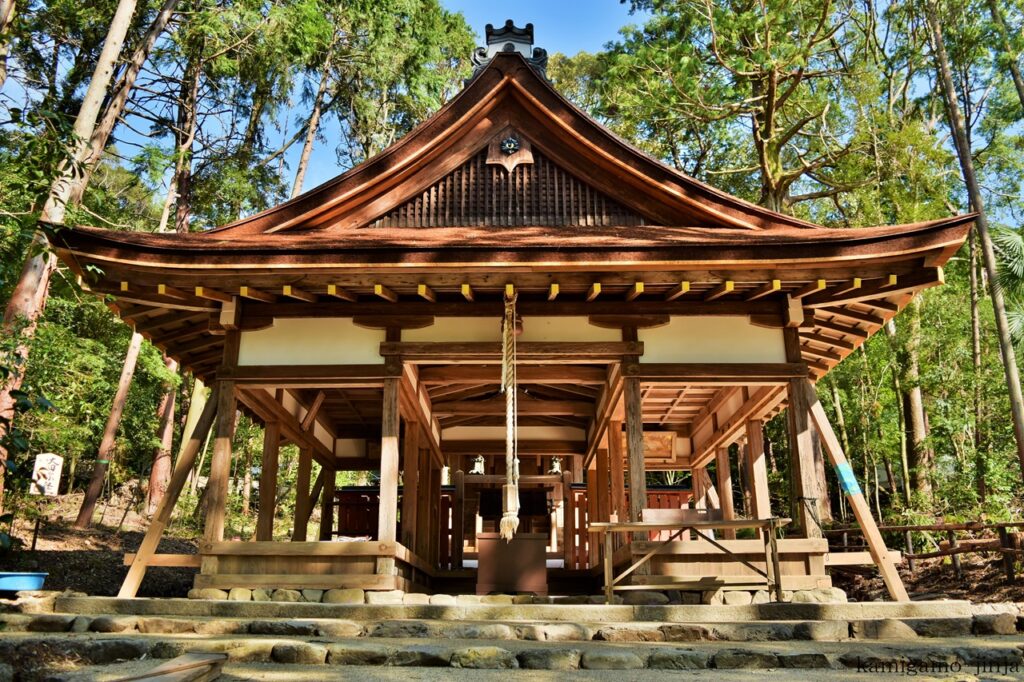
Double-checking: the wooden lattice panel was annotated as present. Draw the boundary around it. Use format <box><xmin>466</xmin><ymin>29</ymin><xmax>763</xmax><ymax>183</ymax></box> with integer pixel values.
<box><xmin>369</xmin><ymin>149</ymin><xmax>647</xmax><ymax>228</ymax></box>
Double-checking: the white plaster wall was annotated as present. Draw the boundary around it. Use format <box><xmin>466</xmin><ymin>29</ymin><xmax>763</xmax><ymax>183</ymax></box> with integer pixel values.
<box><xmin>638</xmin><ymin>316</ymin><xmax>786</xmax><ymax>363</ymax></box>
<box><xmin>402</xmin><ymin>317</ymin><xmax>621</xmax><ymax>343</ymax></box>
<box><xmin>239</xmin><ymin>318</ymin><xmax>385</xmax><ymax>365</ymax></box>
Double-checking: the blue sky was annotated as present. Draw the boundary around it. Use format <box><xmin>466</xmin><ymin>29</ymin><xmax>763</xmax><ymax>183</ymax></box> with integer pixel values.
<box><xmin>294</xmin><ymin>1</ymin><xmax>646</xmax><ymax>190</ymax></box>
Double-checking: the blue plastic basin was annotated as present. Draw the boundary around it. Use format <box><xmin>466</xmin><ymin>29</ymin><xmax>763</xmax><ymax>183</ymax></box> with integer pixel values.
<box><xmin>0</xmin><ymin>572</ymin><xmax>48</xmax><ymax>591</ymax></box>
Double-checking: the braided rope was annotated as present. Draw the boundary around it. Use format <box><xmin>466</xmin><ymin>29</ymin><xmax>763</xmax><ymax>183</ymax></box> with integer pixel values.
<box><xmin>499</xmin><ymin>291</ymin><xmax>519</xmax><ymax>541</ymax></box>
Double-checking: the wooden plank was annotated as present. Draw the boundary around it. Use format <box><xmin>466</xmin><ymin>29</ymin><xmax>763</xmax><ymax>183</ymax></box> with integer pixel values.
<box><xmin>255</xmin><ymin>420</ymin><xmax>280</xmax><ymax>541</ymax></box>
<box><xmin>433</xmin><ymin>398</ymin><xmax>594</xmax><ymax>417</ymax></box>
<box><xmin>201</xmin><ymin>540</ymin><xmax>396</xmax><ymax>556</ymax></box>
<box><xmin>379</xmin><ymin>341</ymin><xmax>642</xmax><ymax>362</ymax></box>
<box><xmin>801</xmin><ymin>377</ymin><xmax>909</xmax><ymax>601</ymax></box>
<box><xmin>204</xmin><ymin>380</ymin><xmax>237</xmax><ymax>543</ymax></box>
<box><xmin>111</xmin><ymin>652</ymin><xmax>227</xmax><ymax>682</ymax></box>
<box><xmin>622</xmin><ymin>363</ymin><xmax>806</xmax><ymax>384</ymax></box>
<box><xmin>194</xmin><ymin>573</ymin><xmax>399</xmax><ymax>590</ymax></box>
<box><xmin>122</xmin><ymin>553</ymin><xmax>201</xmax><ymax>568</ymax></box>
<box><xmin>589</xmin><ymin>518</ymin><xmax>790</xmax><ymax>531</ymax></box>
<box><xmin>826</xmin><ymin>550</ymin><xmax>902</xmax><ymax>566</ymax></box>
<box><xmin>118</xmin><ymin>386</ymin><xmax>221</xmax><ymax>598</ymax></box>
<box><xmin>377</xmin><ymin>376</ymin><xmax>401</xmax><ymax>575</ymax></box>
<box><xmin>442</xmin><ymin>439</ymin><xmax>584</xmax><ymax>455</ymax></box>
<box><xmin>419</xmin><ymin>365</ymin><xmax>605</xmax><ymax>385</ymax></box>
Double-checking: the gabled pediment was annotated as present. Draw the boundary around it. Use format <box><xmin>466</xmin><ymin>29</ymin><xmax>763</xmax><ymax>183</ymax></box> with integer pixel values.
<box><xmin>209</xmin><ymin>52</ymin><xmax>822</xmax><ymax>237</ymax></box>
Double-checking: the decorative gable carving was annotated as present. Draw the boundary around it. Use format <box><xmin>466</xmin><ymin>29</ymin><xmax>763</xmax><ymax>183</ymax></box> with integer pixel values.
<box><xmin>368</xmin><ymin>148</ymin><xmax>648</xmax><ymax>228</ymax></box>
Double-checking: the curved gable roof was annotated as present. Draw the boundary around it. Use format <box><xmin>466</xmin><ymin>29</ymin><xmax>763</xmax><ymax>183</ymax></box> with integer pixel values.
<box><xmin>209</xmin><ymin>51</ymin><xmax>822</xmax><ymax>237</ymax></box>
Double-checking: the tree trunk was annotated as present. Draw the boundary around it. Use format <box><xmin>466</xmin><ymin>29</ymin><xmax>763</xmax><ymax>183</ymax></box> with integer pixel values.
<box><xmin>291</xmin><ymin>37</ymin><xmax>336</xmax><ymax>197</ymax></box>
<box><xmin>0</xmin><ymin>0</ymin><xmax>15</xmax><ymax>91</ymax></box>
<box><xmin>146</xmin><ymin>356</ymin><xmax>178</xmax><ymax>515</ymax></box>
<box><xmin>0</xmin><ymin>0</ymin><xmax>138</xmax><ymax>515</ymax></box>
<box><xmin>969</xmin><ymin>230</ymin><xmax>986</xmax><ymax>501</ymax></box>
<box><xmin>986</xmin><ymin>0</ymin><xmax>1024</xmax><ymax>113</ymax></box>
<box><xmin>68</xmin><ymin>0</ymin><xmax>180</xmax><ymax>204</ymax></box>
<box><xmin>241</xmin><ymin>445</ymin><xmax>252</xmax><ymax>517</ymax></box>
<box><xmin>74</xmin><ymin>330</ymin><xmax>144</xmax><ymax>528</ymax></box>
<box><xmin>173</xmin><ymin>54</ymin><xmax>202</xmax><ymax>233</ymax></box>
<box><xmin>925</xmin><ymin>2</ymin><xmax>1024</xmax><ymax>483</ymax></box>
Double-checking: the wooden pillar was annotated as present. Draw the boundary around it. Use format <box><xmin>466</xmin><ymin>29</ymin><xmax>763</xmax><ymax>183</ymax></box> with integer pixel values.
<box><xmin>377</xmin><ymin>375</ymin><xmax>400</xmax><ymax>575</ymax></box>
<box><xmin>429</xmin><ymin>464</ymin><xmax>441</xmax><ymax>565</ymax></box>
<box><xmin>561</xmin><ymin>470</ymin><xmax>574</xmax><ymax>569</ymax></box>
<box><xmin>318</xmin><ymin>465</ymin><xmax>335</xmax><ymax>541</ymax></box>
<box><xmin>715</xmin><ymin>447</ymin><xmax>736</xmax><ymax>539</ymax></box>
<box><xmin>787</xmin><ymin>377</ymin><xmax>823</xmax><ymax>538</ymax></box>
<box><xmin>745</xmin><ymin>421</ymin><xmax>771</xmax><ymax>522</ymax></box>
<box><xmin>625</xmin><ymin>376</ymin><xmax>647</xmax><ymax>535</ymax></box>
<box><xmin>586</xmin><ymin>467</ymin><xmax>598</xmax><ymax>568</ymax></box>
<box><xmin>415</xmin><ymin>449</ymin><xmax>431</xmax><ymax>560</ymax></box>
<box><xmin>255</xmin><ymin>420</ymin><xmax>280</xmax><ymax>541</ymax></box>
<box><xmin>693</xmin><ymin>466</ymin><xmax>707</xmax><ymax>509</ymax></box>
<box><xmin>203</xmin><ymin>380</ymin><xmax>237</xmax><ymax>543</ymax></box>
<box><xmin>291</xmin><ymin>446</ymin><xmax>312</xmax><ymax>541</ymax></box>
<box><xmin>400</xmin><ymin>422</ymin><xmax>420</xmax><ymax>550</ymax></box>
<box><xmin>802</xmin><ymin>378</ymin><xmax>909</xmax><ymax>601</ymax></box>
<box><xmin>609</xmin><ymin>422</ymin><xmax>626</xmax><ymax>522</ymax></box>
<box><xmin>453</xmin><ymin>469</ymin><xmax>465</xmax><ymax>567</ymax></box>
<box><xmin>596</xmin><ymin>447</ymin><xmax>610</xmax><ymax>523</ymax></box>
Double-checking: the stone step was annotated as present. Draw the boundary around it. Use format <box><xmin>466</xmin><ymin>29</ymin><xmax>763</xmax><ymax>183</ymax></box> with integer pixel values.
<box><xmin>49</xmin><ymin>594</ymin><xmax>981</xmax><ymax>622</ymax></box>
<box><xmin>4</xmin><ymin>610</ymin><xmax>1018</xmax><ymax>642</ymax></box>
<box><xmin>1</xmin><ymin>631</ymin><xmax>1022</xmax><ymax>676</ymax></box>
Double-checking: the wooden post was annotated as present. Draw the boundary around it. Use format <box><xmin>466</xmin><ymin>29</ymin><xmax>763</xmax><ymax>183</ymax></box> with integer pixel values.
<box><xmin>416</xmin><ymin>449</ymin><xmax>431</xmax><ymax>560</ymax></box>
<box><xmin>787</xmin><ymin>377</ymin><xmax>823</xmax><ymax>538</ymax></box>
<box><xmin>997</xmin><ymin>527</ymin><xmax>1016</xmax><ymax>581</ymax></box>
<box><xmin>609</xmin><ymin>422</ymin><xmax>626</xmax><ymax>522</ymax></box>
<box><xmin>453</xmin><ymin>469</ymin><xmax>465</xmax><ymax>567</ymax></box>
<box><xmin>400</xmin><ymin>422</ymin><xmax>420</xmax><ymax>551</ymax></box>
<box><xmin>716</xmin><ymin>447</ymin><xmax>736</xmax><ymax>539</ymax></box>
<box><xmin>118</xmin><ymin>386</ymin><xmax>221</xmax><ymax>598</ymax></box>
<box><xmin>745</xmin><ymin>421</ymin><xmax>771</xmax><ymax>522</ymax></box>
<box><xmin>255</xmin><ymin>420</ymin><xmax>280</xmax><ymax>541</ymax></box>
<box><xmin>377</xmin><ymin>375</ymin><xmax>400</xmax><ymax>575</ymax></box>
<box><xmin>562</xmin><ymin>470</ymin><xmax>574</xmax><ymax>569</ymax></box>
<box><xmin>318</xmin><ymin>465</ymin><xmax>336</xmax><ymax>541</ymax></box>
<box><xmin>596</xmin><ymin>447</ymin><xmax>610</xmax><ymax>523</ymax></box>
<box><xmin>802</xmin><ymin>378</ymin><xmax>909</xmax><ymax>601</ymax></box>
<box><xmin>429</xmin><ymin>464</ymin><xmax>441</xmax><ymax>565</ymax></box>
<box><xmin>586</xmin><ymin>467</ymin><xmax>598</xmax><ymax>568</ymax></box>
<box><xmin>291</xmin><ymin>446</ymin><xmax>312</xmax><ymax>541</ymax></box>
<box><xmin>203</xmin><ymin>380</ymin><xmax>237</xmax><ymax>543</ymax></box>
<box><xmin>693</xmin><ymin>465</ymin><xmax>707</xmax><ymax>509</ymax></box>
<box><xmin>624</xmin><ymin>375</ymin><xmax>647</xmax><ymax>538</ymax></box>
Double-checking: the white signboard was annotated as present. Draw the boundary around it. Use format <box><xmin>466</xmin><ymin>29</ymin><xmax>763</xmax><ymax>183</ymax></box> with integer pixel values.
<box><xmin>30</xmin><ymin>453</ymin><xmax>63</xmax><ymax>496</ymax></box>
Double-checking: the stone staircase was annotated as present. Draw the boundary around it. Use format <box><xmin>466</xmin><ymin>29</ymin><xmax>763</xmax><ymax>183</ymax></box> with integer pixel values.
<box><xmin>0</xmin><ymin>592</ymin><xmax>1021</xmax><ymax>679</ymax></box>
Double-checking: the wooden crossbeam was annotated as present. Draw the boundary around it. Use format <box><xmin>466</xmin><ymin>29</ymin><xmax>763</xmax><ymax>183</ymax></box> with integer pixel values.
<box><xmin>380</xmin><ymin>341</ymin><xmax>642</xmax><ymax>363</ymax></box>
<box><xmin>461</xmin><ymin>283</ymin><xmax>475</xmax><ymax>302</ymax></box>
<box><xmin>157</xmin><ymin>284</ymin><xmax>193</xmax><ymax>300</ymax></box>
<box><xmin>417</xmin><ymin>283</ymin><xmax>437</xmax><ymax>302</ymax></box>
<box><xmin>418</xmin><ymin>364</ymin><xmax>606</xmax><ymax>385</ymax></box>
<box><xmin>282</xmin><ymin>285</ymin><xmax>317</xmax><ymax>303</ymax></box>
<box><xmin>813</xmin><ymin>316</ymin><xmax>869</xmax><ymax>339</ymax></box>
<box><xmin>625</xmin><ymin>282</ymin><xmax>644</xmax><ymax>301</ymax></box>
<box><xmin>704</xmin><ymin>281</ymin><xmax>734</xmax><ymax>301</ymax></box>
<box><xmin>691</xmin><ymin>387</ymin><xmax>786</xmax><ymax>467</ymax></box>
<box><xmin>664</xmin><ymin>281</ymin><xmax>690</xmax><ymax>301</ymax></box>
<box><xmin>373</xmin><ymin>283</ymin><xmax>398</xmax><ymax>302</ymax></box>
<box><xmin>586</xmin><ymin>283</ymin><xmax>602</xmax><ymax>301</ymax></box>
<box><xmin>805</xmin><ymin>269</ymin><xmax>941</xmax><ymax>309</ymax></box>
<box><xmin>801</xmin><ymin>344</ymin><xmax>842</xmax><ymax>362</ymax></box>
<box><xmin>194</xmin><ymin>286</ymin><xmax>233</xmax><ymax>303</ymax></box>
<box><xmin>433</xmin><ymin>398</ymin><xmax>594</xmax><ymax>417</ymax></box>
<box><xmin>548</xmin><ymin>283</ymin><xmax>560</xmax><ymax>300</ymax></box>
<box><xmin>326</xmin><ymin>284</ymin><xmax>356</xmax><ymax>302</ymax></box>
<box><xmin>792</xmin><ymin>279</ymin><xmax>827</xmax><ymax>299</ymax></box>
<box><xmin>239</xmin><ymin>286</ymin><xmax>277</xmax><ymax>303</ymax></box>
<box><xmin>301</xmin><ymin>390</ymin><xmax>327</xmax><ymax>431</ymax></box>
<box><xmin>443</xmin><ymin>439</ymin><xmax>585</xmax><ymax>455</ymax></box>
<box><xmin>831</xmin><ymin>278</ymin><xmax>862</xmax><ymax>297</ymax></box>
<box><xmin>820</xmin><ymin>306</ymin><xmax>885</xmax><ymax>326</ymax></box>
<box><xmin>745</xmin><ymin>279</ymin><xmax>780</xmax><ymax>301</ymax></box>
<box><xmin>799</xmin><ymin>331</ymin><xmax>856</xmax><ymax>351</ymax></box>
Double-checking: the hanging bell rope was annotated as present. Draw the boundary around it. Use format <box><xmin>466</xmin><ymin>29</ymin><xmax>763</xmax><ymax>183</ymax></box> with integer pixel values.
<box><xmin>499</xmin><ymin>289</ymin><xmax>520</xmax><ymax>542</ymax></box>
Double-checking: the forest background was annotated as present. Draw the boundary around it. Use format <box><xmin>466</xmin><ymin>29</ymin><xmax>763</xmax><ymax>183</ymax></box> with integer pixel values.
<box><xmin>1</xmin><ymin>0</ymin><xmax>1023</xmax><ymax>544</ymax></box>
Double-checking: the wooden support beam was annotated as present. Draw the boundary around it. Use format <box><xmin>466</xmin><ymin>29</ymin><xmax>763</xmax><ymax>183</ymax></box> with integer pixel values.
<box><xmin>279</xmin><ymin>285</ymin><xmax>316</xmax><ymax>303</ymax></box>
<box><xmin>548</xmin><ymin>283</ymin><xmax>560</xmax><ymax>301</ymax></box>
<box><xmin>415</xmin><ymin>448</ymin><xmax>431</xmax><ymax>560</ymax></box>
<box><xmin>400</xmin><ymin>421</ymin><xmax>420</xmax><ymax>550</ymax></box>
<box><xmin>715</xmin><ymin>447</ymin><xmax>736</xmax><ymax>539</ymax></box>
<box><xmin>691</xmin><ymin>387</ymin><xmax>784</xmax><ymax>467</ymax></box>
<box><xmin>432</xmin><ymin>397</ymin><xmax>594</xmax><ymax>417</ymax></box>
<box><xmin>291</xmin><ymin>446</ymin><xmax>313</xmax><ymax>541</ymax></box>
<box><xmin>442</xmin><ymin>439</ymin><xmax>584</xmax><ymax>456</ymax></box>
<box><xmin>561</xmin><ymin>470</ymin><xmax>574</xmax><ymax>569</ymax></box>
<box><xmin>664</xmin><ymin>281</ymin><xmax>690</xmax><ymax>301</ymax></box>
<box><xmin>255</xmin><ymin>420</ymin><xmax>281</xmax><ymax>541</ymax></box>
<box><xmin>792</xmin><ymin>279</ymin><xmax>827</xmax><ymax>299</ymax></box>
<box><xmin>801</xmin><ymin>344</ymin><xmax>842</xmax><ymax>362</ymax></box>
<box><xmin>624</xmin><ymin>363</ymin><xmax>806</xmax><ymax>385</ymax></box>
<box><xmin>301</xmin><ymin>390</ymin><xmax>327</xmax><ymax>432</ymax></box>
<box><xmin>625</xmin><ymin>282</ymin><xmax>644</xmax><ymax>301</ymax></box>
<box><xmin>746</xmin><ymin>279</ymin><xmax>781</xmax><ymax>301</ymax></box>
<box><xmin>238</xmin><ymin>286</ymin><xmax>277</xmax><ymax>303</ymax></box>
<box><xmin>118</xmin><ymin>386</ymin><xmax>221</xmax><ymax>598</ymax></box>
<box><xmin>204</xmin><ymin>381</ymin><xmax>237</xmax><ymax>543</ymax></box>
<box><xmin>596</xmin><ymin>447</ymin><xmax>610</xmax><ymax>524</ymax></box>
<box><xmin>417</xmin><ymin>283</ymin><xmax>436</xmax><ymax>302</ymax></box>
<box><xmin>831</xmin><ymin>278</ymin><xmax>862</xmax><ymax>297</ymax></box>
<box><xmin>609</xmin><ymin>421</ymin><xmax>626</xmax><ymax>523</ymax></box>
<box><xmin>800</xmin><ymin>331</ymin><xmax>856</xmax><ymax>351</ymax></box>
<box><xmin>419</xmin><ymin>365</ymin><xmax>606</xmax><ymax>385</ymax></box>
<box><xmin>586</xmin><ymin>282</ymin><xmax>602</xmax><ymax>301</ymax></box>
<box><xmin>460</xmin><ymin>283</ymin><xmax>474</xmax><ymax>302</ymax></box>
<box><xmin>625</xmin><ymin>376</ymin><xmax>646</xmax><ymax>529</ymax></box>
<box><xmin>326</xmin><ymin>284</ymin><xmax>356</xmax><ymax>302</ymax></box>
<box><xmin>377</xmin><ymin>376</ymin><xmax>401</xmax><ymax>575</ymax></box>
<box><xmin>813</xmin><ymin>316</ymin><xmax>869</xmax><ymax>339</ymax></box>
<box><xmin>318</xmin><ymin>467</ymin><xmax>336</xmax><ymax>541</ymax></box>
<box><xmin>453</xmin><ymin>469</ymin><xmax>465</xmax><ymax>567</ymax></box>
<box><xmin>704</xmin><ymin>280</ymin><xmax>734</xmax><ymax>301</ymax></box>
<box><xmin>801</xmin><ymin>378</ymin><xmax>909</xmax><ymax>601</ymax></box>
<box><xmin>157</xmin><ymin>284</ymin><xmax>194</xmax><ymax>301</ymax></box>
<box><xmin>819</xmin><ymin>306</ymin><xmax>884</xmax><ymax>326</ymax></box>
<box><xmin>787</xmin><ymin>377</ymin><xmax>821</xmax><ymax>538</ymax></box>
<box><xmin>380</xmin><ymin>341</ymin><xmax>642</xmax><ymax>363</ymax></box>
<box><xmin>745</xmin><ymin>421</ymin><xmax>771</xmax><ymax>522</ymax></box>
<box><xmin>194</xmin><ymin>286</ymin><xmax>233</xmax><ymax>303</ymax></box>
<box><xmin>805</xmin><ymin>269</ymin><xmax>941</xmax><ymax>309</ymax></box>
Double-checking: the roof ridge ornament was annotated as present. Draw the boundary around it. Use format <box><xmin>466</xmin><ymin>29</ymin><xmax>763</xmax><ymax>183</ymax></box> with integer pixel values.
<box><xmin>470</xmin><ymin>19</ymin><xmax>548</xmax><ymax>80</ymax></box>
